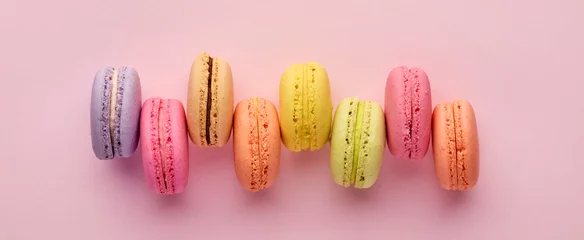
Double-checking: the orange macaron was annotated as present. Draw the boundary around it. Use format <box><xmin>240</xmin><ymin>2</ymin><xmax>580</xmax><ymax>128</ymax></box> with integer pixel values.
<box><xmin>432</xmin><ymin>99</ymin><xmax>479</xmax><ymax>191</ymax></box>
<box><xmin>233</xmin><ymin>97</ymin><xmax>281</xmax><ymax>192</ymax></box>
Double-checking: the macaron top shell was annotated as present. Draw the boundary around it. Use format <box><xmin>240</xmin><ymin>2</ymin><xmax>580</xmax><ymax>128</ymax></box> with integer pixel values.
<box><xmin>187</xmin><ymin>52</ymin><xmax>234</xmax><ymax>147</ymax></box>
<box><xmin>330</xmin><ymin>97</ymin><xmax>386</xmax><ymax>188</ymax></box>
<box><xmin>432</xmin><ymin>99</ymin><xmax>479</xmax><ymax>191</ymax></box>
<box><xmin>141</xmin><ymin>98</ymin><xmax>189</xmax><ymax>195</ymax></box>
<box><xmin>384</xmin><ymin>66</ymin><xmax>432</xmax><ymax>160</ymax></box>
<box><xmin>279</xmin><ymin>62</ymin><xmax>333</xmax><ymax>152</ymax></box>
<box><xmin>90</xmin><ymin>67</ymin><xmax>141</xmax><ymax>160</ymax></box>
<box><xmin>233</xmin><ymin>97</ymin><xmax>281</xmax><ymax>192</ymax></box>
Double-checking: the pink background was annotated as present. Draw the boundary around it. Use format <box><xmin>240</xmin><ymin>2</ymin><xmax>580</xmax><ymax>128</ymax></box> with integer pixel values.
<box><xmin>1</xmin><ymin>0</ymin><xmax>583</xmax><ymax>239</ymax></box>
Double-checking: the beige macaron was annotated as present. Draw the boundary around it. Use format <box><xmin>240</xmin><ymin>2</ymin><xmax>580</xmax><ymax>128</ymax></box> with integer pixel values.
<box><xmin>187</xmin><ymin>52</ymin><xmax>234</xmax><ymax>147</ymax></box>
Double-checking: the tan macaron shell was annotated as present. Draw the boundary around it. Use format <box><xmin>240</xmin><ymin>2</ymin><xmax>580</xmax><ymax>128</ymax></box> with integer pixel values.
<box><xmin>432</xmin><ymin>99</ymin><xmax>479</xmax><ymax>191</ymax></box>
<box><xmin>233</xmin><ymin>97</ymin><xmax>281</xmax><ymax>192</ymax></box>
<box><xmin>187</xmin><ymin>52</ymin><xmax>234</xmax><ymax>147</ymax></box>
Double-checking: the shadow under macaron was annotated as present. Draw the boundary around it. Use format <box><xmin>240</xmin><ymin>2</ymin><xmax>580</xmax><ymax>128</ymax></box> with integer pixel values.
<box><xmin>382</xmin><ymin>143</ymin><xmax>476</xmax><ymax>210</ymax></box>
<box><xmin>381</xmin><ymin>149</ymin><xmax>432</xmax><ymax>180</ymax></box>
<box><xmin>285</xmin><ymin>143</ymin><xmax>332</xmax><ymax>173</ymax></box>
<box><xmin>187</xmin><ymin>134</ymin><xmax>237</xmax><ymax>186</ymax></box>
<box><xmin>110</xmin><ymin>142</ymin><xmax>144</xmax><ymax>182</ymax></box>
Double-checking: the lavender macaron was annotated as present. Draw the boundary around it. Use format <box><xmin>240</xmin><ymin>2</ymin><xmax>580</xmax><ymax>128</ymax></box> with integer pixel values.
<box><xmin>90</xmin><ymin>67</ymin><xmax>142</xmax><ymax>160</ymax></box>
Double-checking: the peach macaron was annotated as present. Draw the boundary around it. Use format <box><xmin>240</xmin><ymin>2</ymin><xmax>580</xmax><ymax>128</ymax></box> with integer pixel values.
<box><xmin>432</xmin><ymin>99</ymin><xmax>479</xmax><ymax>191</ymax></box>
<box><xmin>233</xmin><ymin>97</ymin><xmax>281</xmax><ymax>192</ymax></box>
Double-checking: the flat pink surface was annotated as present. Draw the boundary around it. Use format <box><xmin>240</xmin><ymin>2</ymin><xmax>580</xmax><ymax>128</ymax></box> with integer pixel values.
<box><xmin>1</xmin><ymin>0</ymin><xmax>583</xmax><ymax>239</ymax></box>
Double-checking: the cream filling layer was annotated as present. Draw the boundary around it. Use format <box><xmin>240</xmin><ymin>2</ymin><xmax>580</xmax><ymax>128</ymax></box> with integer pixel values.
<box><xmin>109</xmin><ymin>69</ymin><xmax>118</xmax><ymax>142</ymax></box>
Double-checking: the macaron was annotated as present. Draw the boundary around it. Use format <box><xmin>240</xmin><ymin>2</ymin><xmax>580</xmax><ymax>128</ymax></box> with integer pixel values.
<box><xmin>90</xmin><ymin>67</ymin><xmax>142</xmax><ymax>160</ymax></box>
<box><xmin>432</xmin><ymin>99</ymin><xmax>479</xmax><ymax>191</ymax></box>
<box><xmin>279</xmin><ymin>62</ymin><xmax>333</xmax><ymax>152</ymax></box>
<box><xmin>384</xmin><ymin>66</ymin><xmax>432</xmax><ymax>160</ymax></box>
<box><xmin>233</xmin><ymin>97</ymin><xmax>281</xmax><ymax>192</ymax></box>
<box><xmin>187</xmin><ymin>52</ymin><xmax>234</xmax><ymax>147</ymax></box>
<box><xmin>330</xmin><ymin>97</ymin><xmax>386</xmax><ymax>189</ymax></box>
<box><xmin>140</xmin><ymin>98</ymin><xmax>189</xmax><ymax>195</ymax></box>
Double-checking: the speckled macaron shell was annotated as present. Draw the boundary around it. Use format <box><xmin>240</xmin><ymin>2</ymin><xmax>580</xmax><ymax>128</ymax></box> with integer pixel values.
<box><xmin>384</xmin><ymin>66</ymin><xmax>432</xmax><ymax>160</ymax></box>
<box><xmin>90</xmin><ymin>67</ymin><xmax>142</xmax><ymax>160</ymax></box>
<box><xmin>140</xmin><ymin>98</ymin><xmax>189</xmax><ymax>195</ymax></box>
<box><xmin>432</xmin><ymin>99</ymin><xmax>479</xmax><ymax>191</ymax></box>
<box><xmin>233</xmin><ymin>97</ymin><xmax>281</xmax><ymax>192</ymax></box>
<box><xmin>330</xmin><ymin>97</ymin><xmax>386</xmax><ymax>189</ymax></box>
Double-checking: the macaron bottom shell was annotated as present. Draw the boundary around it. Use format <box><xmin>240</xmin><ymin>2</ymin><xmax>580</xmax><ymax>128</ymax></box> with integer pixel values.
<box><xmin>432</xmin><ymin>99</ymin><xmax>479</xmax><ymax>191</ymax></box>
<box><xmin>140</xmin><ymin>98</ymin><xmax>189</xmax><ymax>195</ymax></box>
<box><xmin>233</xmin><ymin>97</ymin><xmax>281</xmax><ymax>192</ymax></box>
<box><xmin>330</xmin><ymin>97</ymin><xmax>386</xmax><ymax>189</ymax></box>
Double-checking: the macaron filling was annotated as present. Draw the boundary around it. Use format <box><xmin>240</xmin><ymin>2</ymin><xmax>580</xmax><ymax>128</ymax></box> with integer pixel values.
<box><xmin>109</xmin><ymin>69</ymin><xmax>118</xmax><ymax>149</ymax></box>
<box><xmin>354</xmin><ymin>101</ymin><xmax>373</xmax><ymax>188</ymax></box>
<box><xmin>197</xmin><ymin>54</ymin><xmax>220</xmax><ymax>146</ymax></box>
<box><xmin>340</xmin><ymin>98</ymin><xmax>372</xmax><ymax>188</ymax></box>
<box><xmin>103</xmin><ymin>67</ymin><xmax>125</xmax><ymax>158</ymax></box>
<box><xmin>205</xmin><ymin>57</ymin><xmax>213</xmax><ymax>145</ymax></box>
<box><xmin>350</xmin><ymin>101</ymin><xmax>365</xmax><ymax>184</ymax></box>
<box><xmin>149</xmin><ymin>99</ymin><xmax>176</xmax><ymax>194</ymax></box>
<box><xmin>340</xmin><ymin>99</ymin><xmax>357</xmax><ymax>186</ymax></box>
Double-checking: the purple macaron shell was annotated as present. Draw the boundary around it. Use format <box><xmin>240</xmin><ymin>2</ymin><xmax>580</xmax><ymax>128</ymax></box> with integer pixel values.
<box><xmin>90</xmin><ymin>67</ymin><xmax>142</xmax><ymax>159</ymax></box>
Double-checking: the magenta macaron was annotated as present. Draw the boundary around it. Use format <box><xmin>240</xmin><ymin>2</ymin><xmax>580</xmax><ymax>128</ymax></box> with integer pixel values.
<box><xmin>140</xmin><ymin>98</ymin><xmax>189</xmax><ymax>194</ymax></box>
<box><xmin>384</xmin><ymin>66</ymin><xmax>432</xmax><ymax>160</ymax></box>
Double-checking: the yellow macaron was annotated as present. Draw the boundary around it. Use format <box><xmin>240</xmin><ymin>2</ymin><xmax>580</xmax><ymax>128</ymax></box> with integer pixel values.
<box><xmin>279</xmin><ymin>62</ymin><xmax>333</xmax><ymax>152</ymax></box>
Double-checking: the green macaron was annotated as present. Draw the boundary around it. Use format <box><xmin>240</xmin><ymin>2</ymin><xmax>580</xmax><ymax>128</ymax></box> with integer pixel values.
<box><xmin>330</xmin><ymin>97</ymin><xmax>386</xmax><ymax>188</ymax></box>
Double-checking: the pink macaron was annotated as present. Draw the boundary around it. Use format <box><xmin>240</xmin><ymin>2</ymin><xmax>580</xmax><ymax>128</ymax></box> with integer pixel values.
<box><xmin>140</xmin><ymin>98</ymin><xmax>189</xmax><ymax>194</ymax></box>
<box><xmin>384</xmin><ymin>66</ymin><xmax>432</xmax><ymax>160</ymax></box>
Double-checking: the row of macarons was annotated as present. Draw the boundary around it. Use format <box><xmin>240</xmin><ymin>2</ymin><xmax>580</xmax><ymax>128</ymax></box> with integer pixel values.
<box><xmin>90</xmin><ymin>52</ymin><xmax>479</xmax><ymax>195</ymax></box>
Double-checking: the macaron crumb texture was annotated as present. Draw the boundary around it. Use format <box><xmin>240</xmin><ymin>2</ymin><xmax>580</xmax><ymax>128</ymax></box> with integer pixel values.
<box><xmin>330</xmin><ymin>97</ymin><xmax>386</xmax><ymax>189</ymax></box>
<box><xmin>432</xmin><ymin>99</ymin><xmax>479</xmax><ymax>191</ymax></box>
<box><xmin>279</xmin><ymin>62</ymin><xmax>333</xmax><ymax>152</ymax></box>
<box><xmin>384</xmin><ymin>66</ymin><xmax>432</xmax><ymax>160</ymax></box>
<box><xmin>90</xmin><ymin>66</ymin><xmax>141</xmax><ymax>160</ymax></box>
<box><xmin>187</xmin><ymin>52</ymin><xmax>234</xmax><ymax>148</ymax></box>
<box><xmin>141</xmin><ymin>98</ymin><xmax>189</xmax><ymax>195</ymax></box>
<box><xmin>233</xmin><ymin>97</ymin><xmax>281</xmax><ymax>192</ymax></box>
